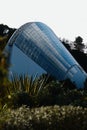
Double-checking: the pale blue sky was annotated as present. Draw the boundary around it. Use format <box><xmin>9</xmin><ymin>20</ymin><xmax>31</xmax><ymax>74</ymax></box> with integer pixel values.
<box><xmin>0</xmin><ymin>0</ymin><xmax>87</xmax><ymax>43</ymax></box>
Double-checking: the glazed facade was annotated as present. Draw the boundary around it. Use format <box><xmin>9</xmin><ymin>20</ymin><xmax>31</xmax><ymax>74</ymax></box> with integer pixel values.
<box><xmin>4</xmin><ymin>22</ymin><xmax>87</xmax><ymax>88</ymax></box>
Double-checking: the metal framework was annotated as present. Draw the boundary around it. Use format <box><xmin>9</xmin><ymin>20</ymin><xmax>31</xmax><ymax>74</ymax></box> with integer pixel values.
<box><xmin>4</xmin><ymin>22</ymin><xmax>87</xmax><ymax>88</ymax></box>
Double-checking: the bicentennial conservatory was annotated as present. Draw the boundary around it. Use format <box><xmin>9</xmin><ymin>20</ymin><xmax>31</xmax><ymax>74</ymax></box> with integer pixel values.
<box><xmin>4</xmin><ymin>22</ymin><xmax>87</xmax><ymax>88</ymax></box>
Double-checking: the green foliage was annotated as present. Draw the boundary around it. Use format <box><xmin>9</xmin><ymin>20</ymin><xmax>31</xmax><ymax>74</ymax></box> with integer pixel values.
<box><xmin>6</xmin><ymin>74</ymin><xmax>49</xmax><ymax>108</ymax></box>
<box><xmin>1</xmin><ymin>105</ymin><xmax>87</xmax><ymax>130</ymax></box>
<box><xmin>37</xmin><ymin>80</ymin><xmax>87</xmax><ymax>107</ymax></box>
<box><xmin>0</xmin><ymin>36</ymin><xmax>8</xmax><ymax>50</ymax></box>
<box><xmin>1</xmin><ymin>75</ymin><xmax>87</xmax><ymax>108</ymax></box>
<box><xmin>0</xmin><ymin>51</ymin><xmax>11</xmax><ymax>108</ymax></box>
<box><xmin>11</xmin><ymin>74</ymin><xmax>48</xmax><ymax>95</ymax></box>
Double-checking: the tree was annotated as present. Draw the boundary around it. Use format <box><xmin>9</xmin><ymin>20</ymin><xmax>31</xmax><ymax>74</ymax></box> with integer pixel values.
<box><xmin>74</xmin><ymin>36</ymin><xmax>84</xmax><ymax>51</ymax></box>
<box><xmin>75</xmin><ymin>36</ymin><xmax>83</xmax><ymax>45</ymax></box>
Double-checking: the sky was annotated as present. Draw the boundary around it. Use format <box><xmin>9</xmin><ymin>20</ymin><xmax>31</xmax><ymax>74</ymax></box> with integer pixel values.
<box><xmin>0</xmin><ymin>0</ymin><xmax>87</xmax><ymax>43</ymax></box>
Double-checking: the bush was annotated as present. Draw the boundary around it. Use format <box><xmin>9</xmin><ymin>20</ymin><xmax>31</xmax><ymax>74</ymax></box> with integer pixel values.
<box><xmin>1</xmin><ymin>105</ymin><xmax>87</xmax><ymax>130</ymax></box>
<box><xmin>0</xmin><ymin>51</ymin><xmax>11</xmax><ymax>108</ymax></box>
<box><xmin>6</xmin><ymin>74</ymin><xmax>49</xmax><ymax>108</ymax></box>
<box><xmin>6</xmin><ymin>78</ymin><xmax>87</xmax><ymax>108</ymax></box>
<box><xmin>37</xmin><ymin>80</ymin><xmax>87</xmax><ymax>107</ymax></box>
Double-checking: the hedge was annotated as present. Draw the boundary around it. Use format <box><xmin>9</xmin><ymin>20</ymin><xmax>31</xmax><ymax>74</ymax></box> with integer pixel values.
<box><xmin>0</xmin><ymin>105</ymin><xmax>87</xmax><ymax>130</ymax></box>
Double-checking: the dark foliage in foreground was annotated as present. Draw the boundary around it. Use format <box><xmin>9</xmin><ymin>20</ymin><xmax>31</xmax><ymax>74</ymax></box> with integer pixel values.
<box><xmin>1</xmin><ymin>105</ymin><xmax>87</xmax><ymax>130</ymax></box>
<box><xmin>4</xmin><ymin>78</ymin><xmax>87</xmax><ymax>109</ymax></box>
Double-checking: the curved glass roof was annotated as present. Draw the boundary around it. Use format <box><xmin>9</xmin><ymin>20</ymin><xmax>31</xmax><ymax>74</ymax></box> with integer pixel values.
<box><xmin>4</xmin><ymin>22</ymin><xmax>87</xmax><ymax>88</ymax></box>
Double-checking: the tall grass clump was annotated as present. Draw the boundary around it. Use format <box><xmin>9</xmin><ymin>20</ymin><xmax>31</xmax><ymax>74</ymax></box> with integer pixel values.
<box><xmin>7</xmin><ymin>74</ymin><xmax>49</xmax><ymax>108</ymax></box>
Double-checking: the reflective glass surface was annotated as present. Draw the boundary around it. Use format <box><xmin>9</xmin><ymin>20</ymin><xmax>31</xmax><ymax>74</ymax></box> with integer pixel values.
<box><xmin>4</xmin><ymin>22</ymin><xmax>87</xmax><ymax>88</ymax></box>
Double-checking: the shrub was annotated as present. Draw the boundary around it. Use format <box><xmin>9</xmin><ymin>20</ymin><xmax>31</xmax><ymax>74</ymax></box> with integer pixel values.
<box><xmin>7</xmin><ymin>77</ymin><xmax>87</xmax><ymax>108</ymax></box>
<box><xmin>1</xmin><ymin>105</ymin><xmax>87</xmax><ymax>130</ymax></box>
<box><xmin>37</xmin><ymin>80</ymin><xmax>87</xmax><ymax>107</ymax></box>
<box><xmin>0</xmin><ymin>36</ymin><xmax>8</xmax><ymax>50</ymax></box>
<box><xmin>0</xmin><ymin>51</ymin><xmax>11</xmax><ymax>108</ymax></box>
<box><xmin>6</xmin><ymin>74</ymin><xmax>49</xmax><ymax>108</ymax></box>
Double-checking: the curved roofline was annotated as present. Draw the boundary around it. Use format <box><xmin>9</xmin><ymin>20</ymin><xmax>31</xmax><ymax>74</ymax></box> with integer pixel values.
<box><xmin>7</xmin><ymin>22</ymin><xmax>54</xmax><ymax>46</ymax></box>
<box><xmin>3</xmin><ymin>21</ymin><xmax>87</xmax><ymax>88</ymax></box>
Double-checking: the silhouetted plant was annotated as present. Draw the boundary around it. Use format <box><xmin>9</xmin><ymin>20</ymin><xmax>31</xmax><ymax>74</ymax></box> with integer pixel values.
<box><xmin>74</xmin><ymin>36</ymin><xmax>84</xmax><ymax>51</ymax></box>
<box><xmin>75</xmin><ymin>36</ymin><xmax>83</xmax><ymax>45</ymax></box>
<box><xmin>61</xmin><ymin>79</ymin><xmax>76</xmax><ymax>90</ymax></box>
<box><xmin>7</xmin><ymin>74</ymin><xmax>49</xmax><ymax>108</ymax></box>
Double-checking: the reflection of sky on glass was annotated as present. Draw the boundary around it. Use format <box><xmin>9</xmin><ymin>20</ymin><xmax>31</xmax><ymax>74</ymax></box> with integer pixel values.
<box><xmin>6</xmin><ymin>22</ymin><xmax>87</xmax><ymax>88</ymax></box>
<box><xmin>10</xmin><ymin>45</ymin><xmax>46</xmax><ymax>76</ymax></box>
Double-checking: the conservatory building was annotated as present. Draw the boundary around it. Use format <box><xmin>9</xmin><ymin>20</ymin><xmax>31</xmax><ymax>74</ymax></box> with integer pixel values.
<box><xmin>4</xmin><ymin>22</ymin><xmax>87</xmax><ymax>88</ymax></box>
